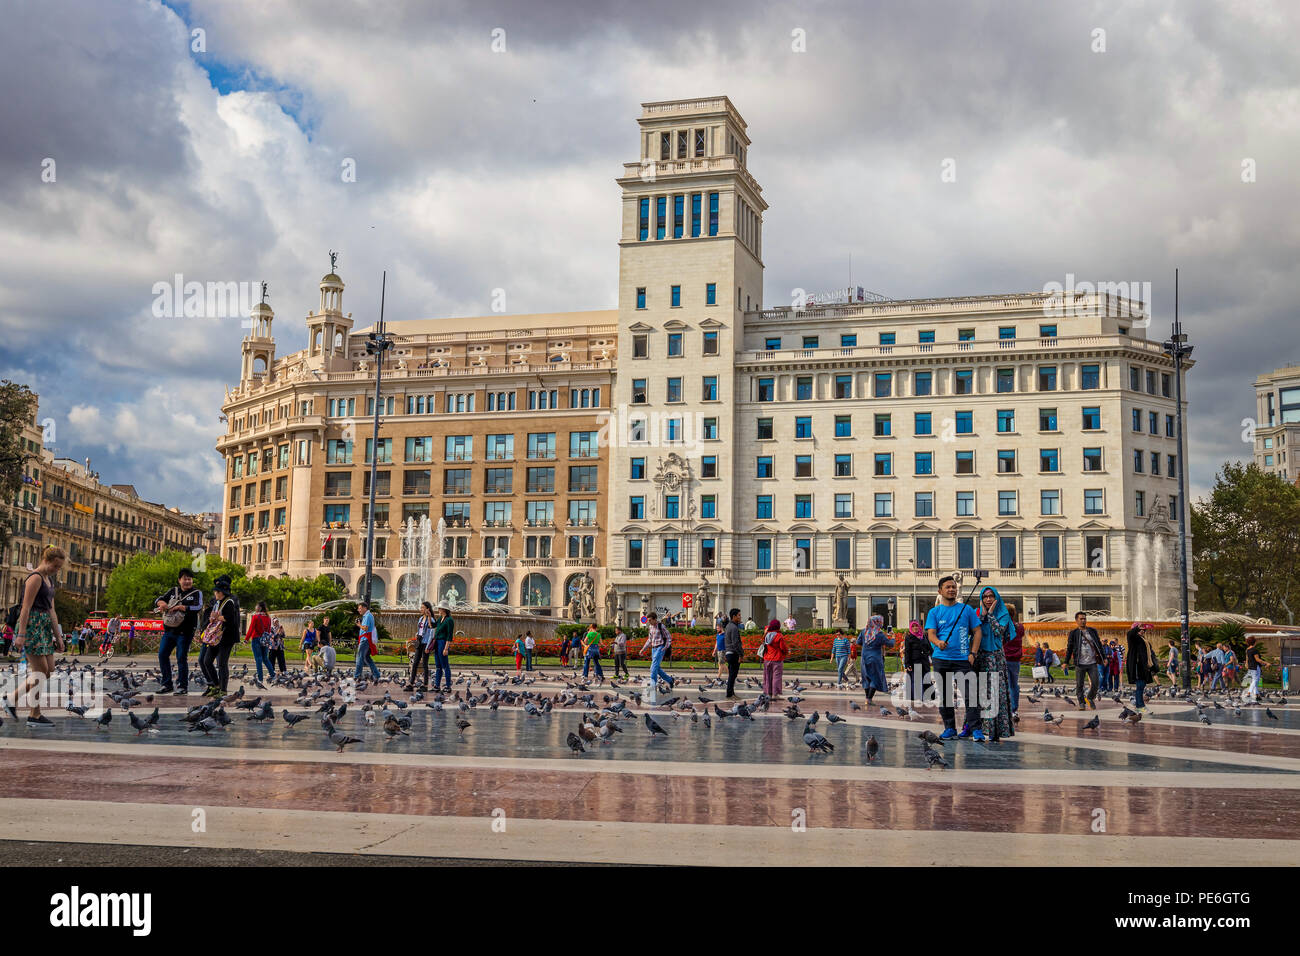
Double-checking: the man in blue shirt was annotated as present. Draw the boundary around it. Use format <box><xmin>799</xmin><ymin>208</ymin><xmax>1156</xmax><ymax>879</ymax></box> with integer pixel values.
<box><xmin>354</xmin><ymin>601</ymin><xmax>381</xmax><ymax>681</ymax></box>
<box><xmin>925</xmin><ymin>575</ymin><xmax>985</xmax><ymax>740</ymax></box>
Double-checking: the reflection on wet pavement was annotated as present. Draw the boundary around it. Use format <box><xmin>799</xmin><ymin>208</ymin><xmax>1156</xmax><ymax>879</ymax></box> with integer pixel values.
<box><xmin>6</xmin><ymin>707</ymin><xmax>1287</xmax><ymax>774</ymax></box>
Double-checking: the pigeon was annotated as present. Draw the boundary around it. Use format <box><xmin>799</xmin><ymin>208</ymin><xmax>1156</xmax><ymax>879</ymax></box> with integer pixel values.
<box><xmin>826</xmin><ymin>712</ymin><xmax>844</xmax><ymax>724</ymax></box>
<box><xmin>189</xmin><ymin>716</ymin><xmax>220</xmax><ymax>735</ymax></box>
<box><xmin>95</xmin><ymin>708</ymin><xmax>113</xmax><ymax>729</ymax></box>
<box><xmin>383</xmin><ymin>716</ymin><xmax>409</xmax><ymax>738</ymax></box>
<box><xmin>129</xmin><ymin>711</ymin><xmax>149</xmax><ymax>736</ymax></box>
<box><xmin>329</xmin><ymin>730</ymin><xmax>362</xmax><ymax>752</ymax></box>
<box><xmin>918</xmin><ymin>730</ymin><xmax>944</xmax><ymax>746</ymax></box>
<box><xmin>144</xmin><ymin>707</ymin><xmax>160</xmax><ymax>728</ymax></box>
<box><xmin>1083</xmin><ymin>714</ymin><xmax>1100</xmax><ymax>730</ymax></box>
<box><xmin>455</xmin><ymin>718</ymin><xmax>471</xmax><ymax>738</ymax></box>
<box><xmin>865</xmin><ymin>735</ymin><xmax>879</xmax><ymax>763</ymax></box>
<box><xmin>848</xmin><ymin>701</ymin><xmax>861</xmax><ymax>712</ymax></box>
<box><xmin>924</xmin><ymin>746</ymin><xmax>947</xmax><ymax>770</ymax></box>
<box><xmin>1199</xmin><ymin>714</ymin><xmax>1212</xmax><ymax>726</ymax></box>
<box><xmin>282</xmin><ymin>710</ymin><xmax>309</xmax><ymax>728</ymax></box>
<box><xmin>645</xmin><ymin>714</ymin><xmax>668</xmax><ymax>737</ymax></box>
<box><xmin>565</xmin><ymin>732</ymin><xmax>585</xmax><ymax>754</ymax></box>
<box><xmin>1266</xmin><ymin>708</ymin><xmax>1279</xmax><ymax>721</ymax></box>
<box><xmin>803</xmin><ymin>731</ymin><xmax>834</xmax><ymax>754</ymax></box>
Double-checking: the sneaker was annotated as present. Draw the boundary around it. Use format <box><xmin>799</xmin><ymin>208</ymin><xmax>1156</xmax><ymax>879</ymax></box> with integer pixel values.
<box><xmin>957</xmin><ymin>729</ymin><xmax>973</xmax><ymax>739</ymax></box>
<box><xmin>971</xmin><ymin>729</ymin><xmax>986</xmax><ymax>742</ymax></box>
<box><xmin>1013</xmin><ymin>712</ymin><xmax>1020</xmax><ymax>724</ymax></box>
<box><xmin>1137</xmin><ymin>706</ymin><xmax>1150</xmax><ymax>714</ymax></box>
<box><xmin>26</xmin><ymin>715</ymin><xmax>53</xmax><ymax>726</ymax></box>
<box><xmin>157</xmin><ymin>685</ymin><xmax>174</xmax><ymax>695</ymax></box>
<box><xmin>939</xmin><ymin>728</ymin><xmax>957</xmax><ymax>740</ymax></box>
<box><xmin>173</xmin><ymin>688</ymin><xmax>188</xmax><ymax>696</ymax></box>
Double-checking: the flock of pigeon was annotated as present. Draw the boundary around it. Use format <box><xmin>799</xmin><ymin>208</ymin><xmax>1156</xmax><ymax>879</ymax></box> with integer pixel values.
<box><xmin>1</xmin><ymin>655</ymin><xmax>1289</xmax><ymax>769</ymax></box>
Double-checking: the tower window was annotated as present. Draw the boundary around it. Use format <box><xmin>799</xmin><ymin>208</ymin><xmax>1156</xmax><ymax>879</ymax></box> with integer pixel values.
<box><xmin>709</xmin><ymin>193</ymin><xmax>719</xmax><ymax>236</ymax></box>
<box><xmin>694</xmin><ymin>128</ymin><xmax>705</xmax><ymax>157</ymax></box>
<box><xmin>659</xmin><ymin>132</ymin><xmax>670</xmax><ymax>161</ymax></box>
<box><xmin>677</xmin><ymin>129</ymin><xmax>687</xmax><ymax>159</ymax></box>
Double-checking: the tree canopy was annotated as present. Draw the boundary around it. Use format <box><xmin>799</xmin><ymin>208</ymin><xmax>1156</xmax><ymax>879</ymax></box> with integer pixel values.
<box><xmin>102</xmin><ymin>549</ymin><xmax>344</xmax><ymax>617</ymax></box>
<box><xmin>1191</xmin><ymin>462</ymin><xmax>1300</xmax><ymax>624</ymax></box>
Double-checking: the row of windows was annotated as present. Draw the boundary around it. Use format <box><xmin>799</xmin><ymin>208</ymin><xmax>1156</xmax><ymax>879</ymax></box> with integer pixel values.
<box><xmin>732</xmin><ymin>487</ymin><xmax>1176</xmax><ymax>520</ymax></box>
<box><xmin>632</xmin><ymin>376</ymin><xmax>719</xmax><ymax>404</ymax></box>
<box><xmin>637</xmin><ymin>192</ymin><xmax>720</xmax><ymax>241</ymax></box>
<box><xmin>754</xmin><ymin>365</ymin><xmax>1108</xmax><ymax>401</ymax></box>
<box><xmin>1128</xmin><ymin>366</ymin><xmax>1174</xmax><ymax>397</ymax></box>
<box><xmin>319</xmin><ymin>500</ymin><xmax>599</xmax><ymax>526</ymax></box>
<box><xmin>321</xmin><ymin>432</ymin><xmax>600</xmax><ymax>466</ymax></box>
<box><xmin>759</xmin><ymin>326</ymin><xmax>1061</xmax><ymax>350</ymax></box>
<box><xmin>754</xmin><ymin>407</ymin><xmax>1098</xmax><ymax>439</ymax></box>
<box><xmin>624</xmin><ymin>530</ymin><xmax>1136</xmax><ymax>573</ymax></box>
<box><xmin>742</xmin><ymin>447</ymin><xmax>1177</xmax><ymax>480</ymax></box>
<box><xmin>321</xmin><ymin>466</ymin><xmax>600</xmax><ymax>497</ymax></box>
<box><xmin>630</xmin><ymin>329</ymin><xmax>719</xmax><ymax>358</ymax></box>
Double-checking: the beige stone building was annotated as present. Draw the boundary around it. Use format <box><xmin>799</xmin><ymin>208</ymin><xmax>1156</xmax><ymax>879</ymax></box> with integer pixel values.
<box><xmin>1252</xmin><ymin>364</ymin><xmax>1300</xmax><ymax>483</ymax></box>
<box><xmin>39</xmin><ymin>455</ymin><xmax>207</xmax><ymax>611</ymax></box>
<box><xmin>604</xmin><ymin>96</ymin><xmax>1194</xmax><ymax>626</ymax></box>
<box><xmin>217</xmin><ymin>274</ymin><xmax>615</xmax><ymax>614</ymax></box>
<box><xmin>1</xmin><ymin>406</ymin><xmax>45</xmax><ymax>609</ymax></box>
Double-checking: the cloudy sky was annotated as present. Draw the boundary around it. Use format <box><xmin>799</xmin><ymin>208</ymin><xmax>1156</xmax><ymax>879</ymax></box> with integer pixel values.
<box><xmin>2</xmin><ymin>0</ymin><xmax>1297</xmax><ymax>513</ymax></box>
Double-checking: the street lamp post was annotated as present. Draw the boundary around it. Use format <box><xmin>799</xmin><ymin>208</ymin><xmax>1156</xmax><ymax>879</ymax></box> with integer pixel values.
<box><xmin>362</xmin><ymin>271</ymin><xmax>392</xmax><ymax>609</ymax></box>
<box><xmin>90</xmin><ymin>562</ymin><xmax>101</xmax><ymax>614</ymax></box>
<box><xmin>1162</xmin><ymin>268</ymin><xmax>1194</xmax><ymax>694</ymax></box>
<box><xmin>887</xmin><ymin>596</ymin><xmax>896</xmax><ymax>630</ymax></box>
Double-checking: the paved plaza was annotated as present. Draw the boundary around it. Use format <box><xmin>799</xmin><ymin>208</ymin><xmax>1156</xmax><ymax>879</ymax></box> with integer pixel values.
<box><xmin>0</xmin><ymin>655</ymin><xmax>1294</xmax><ymax>866</ymax></box>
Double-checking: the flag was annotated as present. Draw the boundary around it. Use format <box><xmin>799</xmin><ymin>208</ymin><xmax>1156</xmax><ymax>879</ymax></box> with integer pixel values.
<box><xmin>321</xmin><ymin>533</ymin><xmax>332</xmax><ymax>552</ymax></box>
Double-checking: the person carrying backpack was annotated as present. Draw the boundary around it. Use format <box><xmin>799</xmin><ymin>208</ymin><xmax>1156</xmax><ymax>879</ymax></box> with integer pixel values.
<box><xmin>245</xmin><ymin>601</ymin><xmax>272</xmax><ymax>684</ymax></box>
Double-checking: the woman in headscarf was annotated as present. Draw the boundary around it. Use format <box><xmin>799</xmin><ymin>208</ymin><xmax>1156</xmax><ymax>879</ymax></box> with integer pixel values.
<box><xmin>975</xmin><ymin>586</ymin><xmax>1015</xmax><ymax>741</ymax></box>
<box><xmin>902</xmin><ymin>619</ymin><xmax>931</xmax><ymax>706</ymax></box>
<box><xmin>854</xmin><ymin>614</ymin><xmax>895</xmax><ymax>705</ymax></box>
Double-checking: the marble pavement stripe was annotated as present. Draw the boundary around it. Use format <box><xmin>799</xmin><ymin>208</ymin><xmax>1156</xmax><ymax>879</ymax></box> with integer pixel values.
<box><xmin>0</xmin><ymin>798</ymin><xmax>1290</xmax><ymax>865</ymax></box>
<box><xmin>2</xmin><ymin>734</ymin><xmax>1298</xmax><ymax>783</ymax></box>
<box><xmin>0</xmin><ymin>751</ymin><xmax>1297</xmax><ymax>839</ymax></box>
<box><xmin>5</xmin><ymin>730</ymin><xmax>1298</xmax><ymax>777</ymax></box>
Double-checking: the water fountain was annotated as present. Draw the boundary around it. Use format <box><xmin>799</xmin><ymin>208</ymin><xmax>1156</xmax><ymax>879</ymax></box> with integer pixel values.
<box><xmin>399</xmin><ymin>515</ymin><xmax>433</xmax><ymax>608</ymax></box>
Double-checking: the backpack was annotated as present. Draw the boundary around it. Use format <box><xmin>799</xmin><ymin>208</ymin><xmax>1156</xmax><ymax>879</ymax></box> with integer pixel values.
<box><xmin>4</xmin><ymin>604</ymin><xmax>18</xmax><ymax>630</ymax></box>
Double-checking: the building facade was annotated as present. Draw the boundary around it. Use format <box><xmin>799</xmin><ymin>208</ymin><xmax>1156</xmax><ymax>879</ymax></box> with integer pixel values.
<box><xmin>217</xmin><ymin>275</ymin><xmax>616</xmax><ymax>614</ymax></box>
<box><xmin>1</xmin><ymin>407</ymin><xmax>45</xmax><ymax>609</ymax></box>
<box><xmin>605</xmin><ymin>96</ymin><xmax>1193</xmax><ymax>627</ymax></box>
<box><xmin>1252</xmin><ymin>364</ymin><xmax>1300</xmax><ymax>483</ymax></box>
<box><xmin>40</xmin><ymin>457</ymin><xmax>208</xmax><ymax>610</ymax></box>
<box><xmin>2</xmin><ymin>390</ymin><xmax>207</xmax><ymax>611</ymax></box>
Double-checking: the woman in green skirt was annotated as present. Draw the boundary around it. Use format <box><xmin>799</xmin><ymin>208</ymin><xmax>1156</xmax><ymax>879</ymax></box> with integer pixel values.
<box><xmin>13</xmin><ymin>546</ymin><xmax>67</xmax><ymax>727</ymax></box>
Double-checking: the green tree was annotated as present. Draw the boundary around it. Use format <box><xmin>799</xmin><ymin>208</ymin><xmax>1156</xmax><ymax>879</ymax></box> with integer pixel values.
<box><xmin>103</xmin><ymin>550</ymin><xmax>343</xmax><ymax>617</ymax></box>
<box><xmin>0</xmin><ymin>381</ymin><xmax>39</xmax><ymax>557</ymax></box>
<box><xmin>1192</xmin><ymin>462</ymin><xmax>1300</xmax><ymax>624</ymax></box>
<box><xmin>53</xmin><ymin>590</ymin><xmax>89</xmax><ymax>629</ymax></box>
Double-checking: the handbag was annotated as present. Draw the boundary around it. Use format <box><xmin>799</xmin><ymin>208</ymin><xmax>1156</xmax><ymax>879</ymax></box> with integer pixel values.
<box><xmin>200</xmin><ymin>600</ymin><xmax>228</xmax><ymax>646</ymax></box>
<box><xmin>1031</xmin><ymin>665</ymin><xmax>1048</xmax><ymax>680</ymax></box>
<box><xmin>161</xmin><ymin>588</ymin><xmax>187</xmax><ymax>629</ymax></box>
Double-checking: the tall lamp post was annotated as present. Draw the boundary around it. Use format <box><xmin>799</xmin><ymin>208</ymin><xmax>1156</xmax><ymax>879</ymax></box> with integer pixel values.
<box><xmin>1162</xmin><ymin>269</ymin><xmax>1194</xmax><ymax>694</ymax></box>
<box><xmin>90</xmin><ymin>562</ymin><xmax>102</xmax><ymax>614</ymax></box>
<box><xmin>362</xmin><ymin>271</ymin><xmax>393</xmax><ymax>608</ymax></box>
<box><xmin>887</xmin><ymin>596</ymin><xmax>896</xmax><ymax>630</ymax></box>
